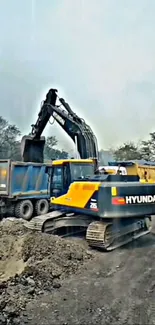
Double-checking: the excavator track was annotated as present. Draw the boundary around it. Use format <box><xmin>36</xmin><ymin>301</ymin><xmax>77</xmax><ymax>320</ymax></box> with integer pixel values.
<box><xmin>25</xmin><ymin>212</ymin><xmax>152</xmax><ymax>251</ymax></box>
<box><xmin>24</xmin><ymin>211</ymin><xmax>66</xmax><ymax>232</ymax></box>
<box><xmin>86</xmin><ymin>217</ymin><xmax>152</xmax><ymax>251</ymax></box>
<box><xmin>24</xmin><ymin>211</ymin><xmax>94</xmax><ymax>237</ymax></box>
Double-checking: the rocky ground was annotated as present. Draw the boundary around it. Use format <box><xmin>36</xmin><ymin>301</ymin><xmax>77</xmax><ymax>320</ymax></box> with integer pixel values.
<box><xmin>0</xmin><ymin>219</ymin><xmax>155</xmax><ymax>325</ymax></box>
<box><xmin>0</xmin><ymin>219</ymin><xmax>94</xmax><ymax>324</ymax></box>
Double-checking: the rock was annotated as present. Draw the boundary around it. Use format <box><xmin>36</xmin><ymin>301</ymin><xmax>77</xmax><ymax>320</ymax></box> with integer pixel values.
<box><xmin>73</xmin><ymin>252</ymin><xmax>84</xmax><ymax>261</ymax></box>
<box><xmin>0</xmin><ymin>299</ymin><xmax>7</xmax><ymax>310</ymax></box>
<box><xmin>26</xmin><ymin>277</ymin><xmax>35</xmax><ymax>286</ymax></box>
<box><xmin>27</xmin><ymin>287</ymin><xmax>35</xmax><ymax>295</ymax></box>
<box><xmin>0</xmin><ymin>282</ymin><xmax>7</xmax><ymax>289</ymax></box>
<box><xmin>53</xmin><ymin>280</ymin><xmax>61</xmax><ymax>289</ymax></box>
<box><xmin>20</xmin><ymin>277</ymin><xmax>28</xmax><ymax>286</ymax></box>
<box><xmin>11</xmin><ymin>317</ymin><xmax>21</xmax><ymax>324</ymax></box>
<box><xmin>4</xmin><ymin>305</ymin><xmax>19</xmax><ymax>317</ymax></box>
<box><xmin>0</xmin><ymin>313</ymin><xmax>7</xmax><ymax>325</ymax></box>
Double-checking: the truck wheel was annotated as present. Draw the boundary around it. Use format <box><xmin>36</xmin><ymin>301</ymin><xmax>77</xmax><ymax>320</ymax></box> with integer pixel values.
<box><xmin>35</xmin><ymin>199</ymin><xmax>49</xmax><ymax>216</ymax></box>
<box><xmin>15</xmin><ymin>200</ymin><xmax>33</xmax><ymax>220</ymax></box>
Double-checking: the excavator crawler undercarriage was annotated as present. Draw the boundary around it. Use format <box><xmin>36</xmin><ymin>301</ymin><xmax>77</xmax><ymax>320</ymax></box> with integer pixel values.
<box><xmin>86</xmin><ymin>217</ymin><xmax>152</xmax><ymax>251</ymax></box>
<box><xmin>24</xmin><ymin>211</ymin><xmax>94</xmax><ymax>238</ymax></box>
<box><xmin>24</xmin><ymin>212</ymin><xmax>152</xmax><ymax>251</ymax></box>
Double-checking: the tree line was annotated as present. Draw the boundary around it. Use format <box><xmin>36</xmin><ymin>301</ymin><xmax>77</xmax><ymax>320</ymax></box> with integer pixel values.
<box><xmin>0</xmin><ymin>116</ymin><xmax>68</xmax><ymax>161</ymax></box>
<box><xmin>112</xmin><ymin>132</ymin><xmax>155</xmax><ymax>161</ymax></box>
<box><xmin>0</xmin><ymin>115</ymin><xmax>154</xmax><ymax>163</ymax></box>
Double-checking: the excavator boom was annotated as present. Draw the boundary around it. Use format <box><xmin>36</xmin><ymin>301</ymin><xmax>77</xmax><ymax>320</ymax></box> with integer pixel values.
<box><xmin>21</xmin><ymin>88</ymin><xmax>98</xmax><ymax>163</ymax></box>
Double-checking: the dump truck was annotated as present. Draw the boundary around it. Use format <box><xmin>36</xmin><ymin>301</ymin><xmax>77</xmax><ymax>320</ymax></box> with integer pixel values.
<box><xmin>108</xmin><ymin>161</ymin><xmax>155</xmax><ymax>182</ymax></box>
<box><xmin>0</xmin><ymin>158</ymin><xmax>97</xmax><ymax>220</ymax></box>
<box><xmin>0</xmin><ymin>160</ymin><xmax>52</xmax><ymax>220</ymax></box>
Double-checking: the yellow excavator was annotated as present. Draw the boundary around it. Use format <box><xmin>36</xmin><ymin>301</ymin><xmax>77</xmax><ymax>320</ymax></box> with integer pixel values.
<box><xmin>27</xmin><ymin>172</ymin><xmax>154</xmax><ymax>251</ymax></box>
<box><xmin>23</xmin><ymin>88</ymin><xmax>155</xmax><ymax>251</ymax></box>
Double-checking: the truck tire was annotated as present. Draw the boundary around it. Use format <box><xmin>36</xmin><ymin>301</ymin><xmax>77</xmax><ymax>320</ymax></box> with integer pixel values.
<box><xmin>35</xmin><ymin>199</ymin><xmax>49</xmax><ymax>216</ymax></box>
<box><xmin>15</xmin><ymin>200</ymin><xmax>33</xmax><ymax>220</ymax></box>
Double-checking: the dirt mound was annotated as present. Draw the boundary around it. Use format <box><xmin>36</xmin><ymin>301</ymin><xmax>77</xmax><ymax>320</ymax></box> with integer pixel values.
<box><xmin>0</xmin><ymin>219</ymin><xmax>94</xmax><ymax>324</ymax></box>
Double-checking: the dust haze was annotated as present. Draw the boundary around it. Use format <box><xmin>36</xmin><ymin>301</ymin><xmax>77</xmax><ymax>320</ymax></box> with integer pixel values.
<box><xmin>0</xmin><ymin>0</ymin><xmax>155</xmax><ymax>151</ymax></box>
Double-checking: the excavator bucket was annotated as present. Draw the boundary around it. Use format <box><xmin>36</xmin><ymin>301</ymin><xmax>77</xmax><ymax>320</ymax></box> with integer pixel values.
<box><xmin>21</xmin><ymin>135</ymin><xmax>46</xmax><ymax>163</ymax></box>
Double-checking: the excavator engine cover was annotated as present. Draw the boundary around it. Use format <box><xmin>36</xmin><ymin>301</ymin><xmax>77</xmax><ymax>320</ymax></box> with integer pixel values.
<box><xmin>21</xmin><ymin>135</ymin><xmax>46</xmax><ymax>163</ymax></box>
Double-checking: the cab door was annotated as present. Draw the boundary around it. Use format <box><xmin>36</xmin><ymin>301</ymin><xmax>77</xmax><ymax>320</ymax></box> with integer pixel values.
<box><xmin>50</xmin><ymin>163</ymin><xmax>71</xmax><ymax>198</ymax></box>
<box><xmin>63</xmin><ymin>162</ymin><xmax>71</xmax><ymax>192</ymax></box>
<box><xmin>50</xmin><ymin>165</ymin><xmax>64</xmax><ymax>198</ymax></box>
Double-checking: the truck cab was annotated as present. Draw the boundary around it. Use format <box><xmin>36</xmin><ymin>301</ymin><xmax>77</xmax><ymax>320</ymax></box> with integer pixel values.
<box><xmin>50</xmin><ymin>159</ymin><xmax>95</xmax><ymax>198</ymax></box>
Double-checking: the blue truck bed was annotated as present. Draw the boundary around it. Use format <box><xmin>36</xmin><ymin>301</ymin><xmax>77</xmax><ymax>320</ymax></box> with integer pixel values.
<box><xmin>0</xmin><ymin>159</ymin><xmax>52</xmax><ymax>219</ymax></box>
<box><xmin>0</xmin><ymin>159</ymin><xmax>52</xmax><ymax>198</ymax></box>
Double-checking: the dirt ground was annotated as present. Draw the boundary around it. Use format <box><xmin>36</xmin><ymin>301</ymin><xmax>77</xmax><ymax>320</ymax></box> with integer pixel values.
<box><xmin>0</xmin><ymin>219</ymin><xmax>94</xmax><ymax>325</ymax></box>
<box><xmin>0</xmin><ymin>219</ymin><xmax>155</xmax><ymax>325</ymax></box>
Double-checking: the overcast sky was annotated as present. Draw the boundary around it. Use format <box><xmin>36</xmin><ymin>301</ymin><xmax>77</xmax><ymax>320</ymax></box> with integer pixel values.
<box><xmin>0</xmin><ymin>0</ymin><xmax>155</xmax><ymax>151</ymax></box>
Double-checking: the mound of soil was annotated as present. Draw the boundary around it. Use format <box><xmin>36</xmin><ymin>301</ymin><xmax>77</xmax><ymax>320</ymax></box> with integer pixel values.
<box><xmin>0</xmin><ymin>219</ymin><xmax>94</xmax><ymax>324</ymax></box>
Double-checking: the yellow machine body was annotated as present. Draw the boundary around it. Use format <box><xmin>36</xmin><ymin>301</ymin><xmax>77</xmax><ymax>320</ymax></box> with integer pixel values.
<box><xmin>51</xmin><ymin>181</ymin><xmax>100</xmax><ymax>209</ymax></box>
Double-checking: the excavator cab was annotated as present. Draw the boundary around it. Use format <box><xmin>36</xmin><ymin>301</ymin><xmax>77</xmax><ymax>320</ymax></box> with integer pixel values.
<box><xmin>50</xmin><ymin>159</ymin><xmax>95</xmax><ymax>199</ymax></box>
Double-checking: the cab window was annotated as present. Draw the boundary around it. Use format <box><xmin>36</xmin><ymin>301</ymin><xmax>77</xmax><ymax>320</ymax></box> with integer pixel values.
<box><xmin>52</xmin><ymin>166</ymin><xmax>63</xmax><ymax>188</ymax></box>
<box><xmin>70</xmin><ymin>163</ymin><xmax>94</xmax><ymax>180</ymax></box>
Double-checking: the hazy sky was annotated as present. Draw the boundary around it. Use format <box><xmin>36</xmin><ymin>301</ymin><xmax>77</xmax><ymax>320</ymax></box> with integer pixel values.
<box><xmin>0</xmin><ymin>0</ymin><xmax>155</xmax><ymax>151</ymax></box>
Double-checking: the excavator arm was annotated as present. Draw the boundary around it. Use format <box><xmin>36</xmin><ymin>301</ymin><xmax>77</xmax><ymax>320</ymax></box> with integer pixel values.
<box><xmin>21</xmin><ymin>88</ymin><xmax>98</xmax><ymax>163</ymax></box>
